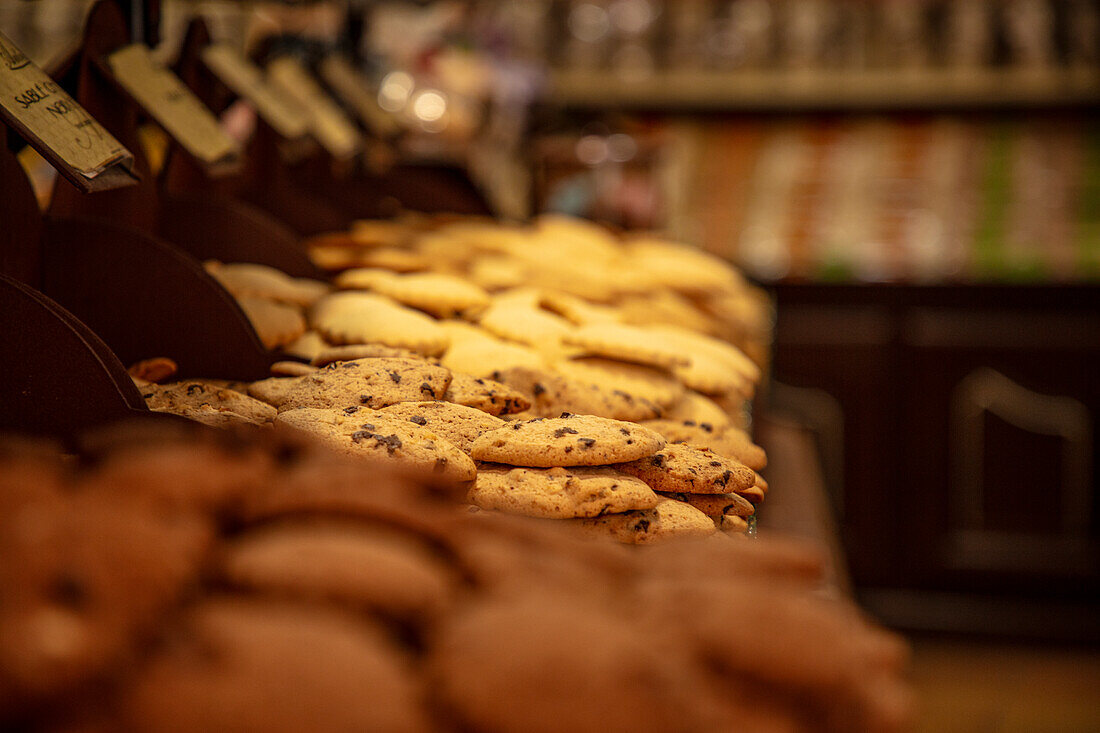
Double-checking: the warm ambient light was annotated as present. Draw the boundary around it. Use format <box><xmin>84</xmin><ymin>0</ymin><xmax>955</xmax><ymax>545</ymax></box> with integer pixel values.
<box><xmin>377</xmin><ymin>71</ymin><xmax>414</xmax><ymax>112</ymax></box>
<box><xmin>575</xmin><ymin>134</ymin><xmax>608</xmax><ymax>165</ymax></box>
<box><xmin>569</xmin><ymin>3</ymin><xmax>610</xmax><ymax>42</ymax></box>
<box><xmin>411</xmin><ymin>90</ymin><xmax>447</xmax><ymax>122</ymax></box>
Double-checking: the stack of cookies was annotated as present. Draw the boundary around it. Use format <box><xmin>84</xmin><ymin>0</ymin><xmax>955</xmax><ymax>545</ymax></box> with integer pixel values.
<box><xmin>467</xmin><ymin>413</ymin><xmax>760</xmax><ymax>543</ymax></box>
<box><xmin>0</xmin><ymin>427</ymin><xmax>912</xmax><ymax>733</ymax></box>
<box><xmin>203</xmin><ymin>261</ymin><xmax>330</xmax><ymax>351</ymax></box>
<box><xmin>142</xmin><ymin>214</ymin><xmax>772</xmax><ymax>542</ymax></box>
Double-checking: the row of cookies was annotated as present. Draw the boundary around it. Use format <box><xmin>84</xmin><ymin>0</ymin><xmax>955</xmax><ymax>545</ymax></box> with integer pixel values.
<box><xmin>263</xmin><ymin>355</ymin><xmax>768</xmax><ymax>542</ymax></box>
<box><xmin>204</xmin><ymin>214</ymin><xmax>769</xmax><ymax>394</ymax></box>
<box><xmin>467</xmin><ymin>413</ymin><xmax>762</xmax><ymax>543</ymax></box>
<box><xmin>306</xmin><ymin>213</ymin><xmax>771</xmax><ymax>367</ymax></box>
<box><xmin>198</xmin><ymin>215</ymin><xmax>767</xmax><ymax>432</ymax></box>
<box><xmin>265</xmin><ymin>355</ymin><xmax>765</xmax><ymax>542</ymax></box>
<box><xmin>0</xmin><ymin>426</ymin><xmax>911</xmax><ymax>732</ymax></box>
<box><xmin>301</xmin><ymin>217</ymin><xmax>771</xmax><ymax>539</ymax></box>
<box><xmin>293</xmin><ymin>286</ymin><xmax>758</xmax><ymax>424</ymax></box>
<box><xmin>203</xmin><ymin>260</ymin><xmax>330</xmax><ymax>350</ymax></box>
<box><xmin>133</xmin><ymin>346</ymin><xmax>765</xmax><ymax>542</ymax></box>
<box><xmin>141</xmin><ymin>215</ymin><xmax>772</xmax><ymax>541</ymax></box>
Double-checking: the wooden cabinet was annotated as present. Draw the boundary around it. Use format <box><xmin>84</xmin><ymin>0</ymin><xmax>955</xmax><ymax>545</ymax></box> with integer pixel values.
<box><xmin>767</xmin><ymin>283</ymin><xmax>1100</xmax><ymax>640</ymax></box>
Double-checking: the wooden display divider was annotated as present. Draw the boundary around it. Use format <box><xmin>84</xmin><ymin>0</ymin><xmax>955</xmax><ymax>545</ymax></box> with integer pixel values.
<box><xmin>319</xmin><ymin>54</ymin><xmax>400</xmax><ymax>141</ymax></box>
<box><xmin>156</xmin><ymin>18</ymin><xmax>323</xmax><ymax>278</ymax></box>
<box><xmin>0</xmin><ymin>127</ymin><xmax>192</xmax><ymax>440</ymax></box>
<box><xmin>39</xmin><ymin>0</ymin><xmax>274</xmax><ymax>380</ymax></box>
<box><xmin>40</xmin><ymin>215</ymin><xmax>272</xmax><ymax>379</ymax></box>
<box><xmin>163</xmin><ymin>18</ymin><xmax>351</xmax><ymax>237</ymax></box>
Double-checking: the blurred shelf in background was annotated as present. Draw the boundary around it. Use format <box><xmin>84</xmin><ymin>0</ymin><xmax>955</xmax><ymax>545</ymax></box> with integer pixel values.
<box><xmin>550</xmin><ymin>66</ymin><xmax>1100</xmax><ymax>111</ymax></box>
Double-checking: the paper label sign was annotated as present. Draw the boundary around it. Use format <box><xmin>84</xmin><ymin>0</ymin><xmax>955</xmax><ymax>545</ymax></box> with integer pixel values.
<box><xmin>267</xmin><ymin>56</ymin><xmax>360</xmax><ymax>161</ymax></box>
<box><xmin>201</xmin><ymin>44</ymin><xmax>309</xmax><ymax>141</ymax></box>
<box><xmin>107</xmin><ymin>44</ymin><xmax>239</xmax><ymax>166</ymax></box>
<box><xmin>0</xmin><ymin>30</ymin><xmax>133</xmax><ymax>191</ymax></box>
<box><xmin>319</xmin><ymin>56</ymin><xmax>400</xmax><ymax>138</ymax></box>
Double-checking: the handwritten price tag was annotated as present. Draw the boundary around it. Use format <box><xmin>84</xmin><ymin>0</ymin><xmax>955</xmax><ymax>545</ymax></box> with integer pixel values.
<box><xmin>106</xmin><ymin>44</ymin><xmax>239</xmax><ymax>166</ymax></box>
<box><xmin>267</xmin><ymin>56</ymin><xmax>360</xmax><ymax>161</ymax></box>
<box><xmin>0</xmin><ymin>31</ymin><xmax>133</xmax><ymax>191</ymax></box>
<box><xmin>201</xmin><ymin>44</ymin><xmax>308</xmax><ymax>140</ymax></box>
<box><xmin>319</xmin><ymin>55</ymin><xmax>399</xmax><ymax>138</ymax></box>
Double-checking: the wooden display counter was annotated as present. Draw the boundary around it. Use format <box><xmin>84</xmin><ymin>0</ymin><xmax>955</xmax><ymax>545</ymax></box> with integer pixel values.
<box><xmin>768</xmin><ymin>281</ymin><xmax>1100</xmax><ymax>641</ymax></box>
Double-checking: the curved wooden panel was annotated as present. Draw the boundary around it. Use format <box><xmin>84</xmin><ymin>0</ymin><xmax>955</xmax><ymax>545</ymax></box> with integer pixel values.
<box><xmin>0</xmin><ymin>274</ymin><xmax>146</xmax><ymax>438</ymax></box>
<box><xmin>40</xmin><ymin>216</ymin><xmax>274</xmax><ymax>380</ymax></box>
<box><xmin>158</xmin><ymin>193</ymin><xmax>322</xmax><ymax>278</ymax></box>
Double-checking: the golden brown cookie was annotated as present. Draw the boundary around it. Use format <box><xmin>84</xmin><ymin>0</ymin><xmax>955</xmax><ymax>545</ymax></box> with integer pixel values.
<box><xmin>311</xmin><ymin>343</ymin><xmax>431</xmax><ymax>367</ymax></box>
<box><xmin>615</xmin><ymin>290</ymin><xmax>718</xmax><ymax>335</ymax></box>
<box><xmin>642</xmin><ymin>419</ymin><xmax>767</xmax><ymax>471</ymax></box>
<box><xmin>338</xmin><ymin>270</ymin><xmax>490</xmax><ymax>318</ymax></box>
<box><xmin>656</xmin><ymin>490</ymin><xmax>755</xmax><ymax>517</ymax></box>
<box><xmin>470</xmin><ymin>414</ymin><xmax>664</xmax><ymax>467</ymax></box>
<box><xmin>270</xmin><ymin>361</ymin><xmax>317</xmax><ymax>377</ymax></box>
<box><xmin>374</xmin><ymin>401</ymin><xmax>505</xmax><ymax>454</ymax></box>
<box><xmin>439</xmin><ymin>323</ymin><xmax>546</xmax><ymax>378</ymax></box>
<box><xmin>562</xmin><ymin>323</ymin><xmax>690</xmax><ymax>370</ymax></box>
<box><xmin>648</xmin><ymin>324</ymin><xmax>759</xmax><ymax>396</ymax></box>
<box><xmin>493</xmin><ymin>366</ymin><xmax>664</xmax><ymax>422</ymax></box>
<box><xmin>282</xmin><ymin>330</ymin><xmax>328</xmax><ymax>362</ymax></box>
<box><xmin>127</xmin><ymin>357</ymin><xmax>178</xmax><ymax>384</ymax></box>
<box><xmin>477</xmin><ymin>300</ymin><xmax>574</xmax><ymax>357</ymax></box>
<box><xmin>624</xmin><ymin>237</ymin><xmax>744</xmax><ymax>295</ymax></box>
<box><xmin>571</xmin><ymin>497</ymin><xmax>716</xmax><ymax>544</ymax></box>
<box><xmin>662</xmin><ymin>391</ymin><xmax>733</xmax><ymax>430</ymax></box>
<box><xmin>552</xmin><ymin>357</ymin><xmax>684</xmax><ymax>409</ymax></box>
<box><xmin>140</xmin><ymin>380</ymin><xmax>277</xmax><ymax>427</ymax></box>
<box><xmin>466</xmin><ymin>254</ymin><xmax>529</xmax><ymax>292</ymax></box>
<box><xmin>278</xmin><ymin>358</ymin><xmax>453</xmax><ymax>411</ymax></box>
<box><xmin>537</xmin><ymin>290</ymin><xmax>621</xmax><ymax>326</ymax></box>
<box><xmin>274</xmin><ymin>408</ymin><xmax>476</xmax><ymax>486</ymax></box>
<box><xmin>247</xmin><ymin>376</ymin><xmax>306</xmax><ymax>409</ymax></box>
<box><xmin>615</xmin><ymin>444</ymin><xmax>755</xmax><ymax>495</ymax></box>
<box><xmin>443</xmin><ymin>372</ymin><xmax>531</xmax><ymax>416</ymax></box>
<box><xmin>469</xmin><ymin>464</ymin><xmax>659</xmax><ymax>519</ymax></box>
<box><xmin>237</xmin><ymin>295</ymin><xmax>307</xmax><ymax>350</ymax></box>
<box><xmin>714</xmin><ymin>514</ymin><xmax>750</xmax><ymax>534</ymax></box>
<box><xmin>205</xmin><ymin>261</ymin><xmax>330</xmax><ymax>307</ymax></box>
<box><xmin>311</xmin><ymin>292</ymin><xmax>449</xmax><ymax>356</ymax></box>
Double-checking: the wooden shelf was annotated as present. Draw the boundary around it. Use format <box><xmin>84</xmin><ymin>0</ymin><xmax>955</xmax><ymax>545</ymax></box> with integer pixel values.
<box><xmin>549</xmin><ymin>66</ymin><xmax>1100</xmax><ymax>111</ymax></box>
